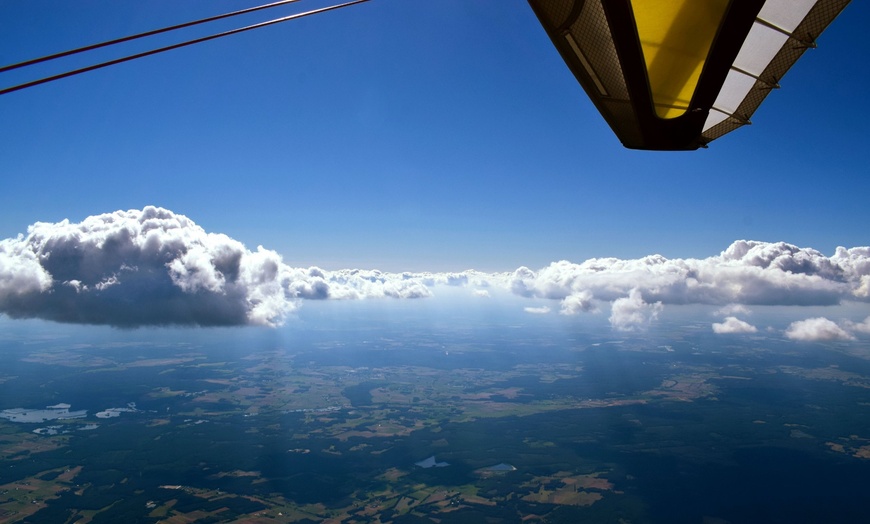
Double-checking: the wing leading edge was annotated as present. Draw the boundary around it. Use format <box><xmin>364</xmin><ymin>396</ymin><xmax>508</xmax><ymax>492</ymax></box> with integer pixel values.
<box><xmin>528</xmin><ymin>0</ymin><xmax>850</xmax><ymax>150</ymax></box>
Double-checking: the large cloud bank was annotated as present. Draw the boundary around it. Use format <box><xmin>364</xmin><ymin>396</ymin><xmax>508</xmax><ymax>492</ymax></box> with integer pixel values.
<box><xmin>510</xmin><ymin>240</ymin><xmax>870</xmax><ymax>315</ymax></box>
<box><xmin>1</xmin><ymin>207</ymin><xmax>869</xmax><ymax>329</ymax></box>
<box><xmin>0</xmin><ymin>207</ymin><xmax>469</xmax><ymax>327</ymax></box>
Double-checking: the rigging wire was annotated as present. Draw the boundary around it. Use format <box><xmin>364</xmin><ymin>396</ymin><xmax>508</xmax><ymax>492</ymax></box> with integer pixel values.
<box><xmin>0</xmin><ymin>0</ymin><xmax>306</xmax><ymax>74</ymax></box>
<box><xmin>0</xmin><ymin>0</ymin><xmax>369</xmax><ymax>96</ymax></box>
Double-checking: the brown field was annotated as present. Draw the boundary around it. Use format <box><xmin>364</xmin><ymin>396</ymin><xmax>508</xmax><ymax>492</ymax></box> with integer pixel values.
<box><xmin>0</xmin><ymin>466</ymin><xmax>82</xmax><ymax>523</ymax></box>
<box><xmin>460</xmin><ymin>494</ymin><xmax>497</xmax><ymax>506</ymax></box>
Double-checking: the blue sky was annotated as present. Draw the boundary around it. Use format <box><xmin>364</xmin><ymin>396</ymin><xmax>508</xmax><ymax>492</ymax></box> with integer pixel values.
<box><xmin>1</xmin><ymin>0</ymin><xmax>867</xmax><ymax>273</ymax></box>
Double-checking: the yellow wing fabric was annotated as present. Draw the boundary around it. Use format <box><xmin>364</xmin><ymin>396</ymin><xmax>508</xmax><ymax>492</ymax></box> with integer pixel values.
<box><xmin>632</xmin><ymin>0</ymin><xmax>729</xmax><ymax>119</ymax></box>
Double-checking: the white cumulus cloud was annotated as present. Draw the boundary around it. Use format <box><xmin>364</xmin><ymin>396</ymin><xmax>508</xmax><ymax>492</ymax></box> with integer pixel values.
<box><xmin>785</xmin><ymin>317</ymin><xmax>855</xmax><ymax>342</ymax></box>
<box><xmin>524</xmin><ymin>306</ymin><xmax>551</xmax><ymax>314</ymax></box>
<box><xmin>845</xmin><ymin>316</ymin><xmax>870</xmax><ymax>335</ymax></box>
<box><xmin>0</xmin><ymin>207</ymin><xmax>268</xmax><ymax>326</ymax></box>
<box><xmin>713</xmin><ymin>304</ymin><xmax>752</xmax><ymax>317</ymax></box>
<box><xmin>559</xmin><ymin>290</ymin><xmax>596</xmax><ymax>315</ymax></box>
<box><xmin>712</xmin><ymin>316</ymin><xmax>757</xmax><ymax>334</ymax></box>
<box><xmin>609</xmin><ymin>289</ymin><xmax>662</xmax><ymax>332</ymax></box>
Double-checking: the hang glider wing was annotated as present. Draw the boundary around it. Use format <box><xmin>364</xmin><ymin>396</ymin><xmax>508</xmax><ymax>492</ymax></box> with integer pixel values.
<box><xmin>528</xmin><ymin>0</ymin><xmax>850</xmax><ymax>150</ymax></box>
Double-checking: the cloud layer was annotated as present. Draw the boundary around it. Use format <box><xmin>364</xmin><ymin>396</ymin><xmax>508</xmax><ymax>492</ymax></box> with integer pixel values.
<box><xmin>1</xmin><ymin>207</ymin><xmax>869</xmax><ymax>330</ymax></box>
<box><xmin>510</xmin><ymin>240</ymin><xmax>870</xmax><ymax>317</ymax></box>
<box><xmin>0</xmin><ymin>207</ymin><xmax>460</xmax><ymax>327</ymax></box>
